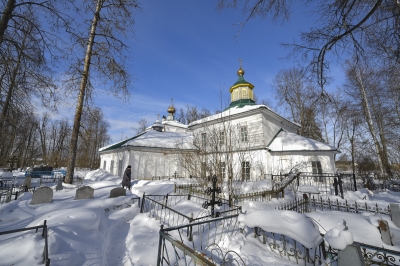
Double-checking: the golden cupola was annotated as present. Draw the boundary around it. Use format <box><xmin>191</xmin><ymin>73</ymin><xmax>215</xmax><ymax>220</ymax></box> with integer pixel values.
<box><xmin>225</xmin><ymin>62</ymin><xmax>255</xmax><ymax>110</ymax></box>
<box><xmin>167</xmin><ymin>99</ymin><xmax>176</xmax><ymax>121</ymax></box>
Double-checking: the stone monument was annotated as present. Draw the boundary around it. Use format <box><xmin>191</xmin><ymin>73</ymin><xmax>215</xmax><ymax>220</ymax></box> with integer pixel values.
<box><xmin>75</xmin><ymin>186</ymin><xmax>94</xmax><ymax>200</ymax></box>
<box><xmin>31</xmin><ymin>187</ymin><xmax>53</xmax><ymax>205</ymax></box>
<box><xmin>109</xmin><ymin>187</ymin><xmax>126</xmax><ymax>198</ymax></box>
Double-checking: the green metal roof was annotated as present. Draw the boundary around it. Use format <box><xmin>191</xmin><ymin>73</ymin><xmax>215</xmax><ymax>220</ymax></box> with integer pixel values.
<box><xmin>232</xmin><ymin>75</ymin><xmax>252</xmax><ymax>86</ymax></box>
<box><xmin>99</xmin><ymin>132</ymin><xmax>146</xmax><ymax>152</ymax></box>
<box><xmin>224</xmin><ymin>99</ymin><xmax>256</xmax><ymax>111</ymax></box>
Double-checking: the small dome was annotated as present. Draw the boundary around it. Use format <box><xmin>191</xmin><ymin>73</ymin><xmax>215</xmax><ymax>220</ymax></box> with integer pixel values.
<box><xmin>152</xmin><ymin>119</ymin><xmax>163</xmax><ymax>132</ymax></box>
<box><xmin>168</xmin><ymin>105</ymin><xmax>175</xmax><ymax>114</ymax></box>
<box><xmin>237</xmin><ymin>67</ymin><xmax>245</xmax><ymax>76</ymax></box>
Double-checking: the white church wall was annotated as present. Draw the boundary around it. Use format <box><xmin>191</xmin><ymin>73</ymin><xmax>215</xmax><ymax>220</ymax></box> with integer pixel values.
<box><xmin>269</xmin><ymin>153</ymin><xmax>336</xmax><ymax>175</ymax></box>
<box><xmin>100</xmin><ymin>151</ymin><xmax>130</xmax><ymax>176</ymax></box>
<box><xmin>126</xmin><ymin>150</ymin><xmax>184</xmax><ymax>179</ymax></box>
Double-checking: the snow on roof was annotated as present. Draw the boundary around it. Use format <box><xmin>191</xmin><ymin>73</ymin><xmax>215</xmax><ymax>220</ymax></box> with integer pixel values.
<box><xmin>162</xmin><ymin>120</ymin><xmax>188</xmax><ymax>128</ymax></box>
<box><xmin>267</xmin><ymin>129</ymin><xmax>340</xmax><ymax>153</ymax></box>
<box><xmin>188</xmin><ymin>104</ymin><xmax>299</xmax><ymax>127</ymax></box>
<box><xmin>99</xmin><ymin>132</ymin><xmax>146</xmax><ymax>152</ymax></box>
<box><xmin>122</xmin><ymin>130</ymin><xmax>194</xmax><ymax>150</ymax></box>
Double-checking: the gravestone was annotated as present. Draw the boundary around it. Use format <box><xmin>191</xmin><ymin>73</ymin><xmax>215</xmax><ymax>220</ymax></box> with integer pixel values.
<box><xmin>338</xmin><ymin>243</ymin><xmax>365</xmax><ymax>266</ymax></box>
<box><xmin>379</xmin><ymin>219</ymin><xmax>393</xmax><ymax>245</ymax></box>
<box><xmin>22</xmin><ymin>176</ymin><xmax>31</xmax><ymax>191</ymax></box>
<box><xmin>75</xmin><ymin>186</ymin><xmax>94</xmax><ymax>200</ymax></box>
<box><xmin>31</xmin><ymin>187</ymin><xmax>53</xmax><ymax>205</ymax></box>
<box><xmin>390</xmin><ymin>203</ymin><xmax>400</xmax><ymax>228</ymax></box>
<box><xmin>56</xmin><ymin>179</ymin><xmax>63</xmax><ymax>191</ymax></box>
<box><xmin>109</xmin><ymin>187</ymin><xmax>126</xmax><ymax>198</ymax></box>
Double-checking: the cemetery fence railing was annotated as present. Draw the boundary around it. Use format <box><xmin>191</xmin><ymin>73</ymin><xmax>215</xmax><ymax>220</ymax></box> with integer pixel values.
<box><xmin>0</xmin><ymin>184</ymin><xmax>36</xmax><ymax>205</ymax></box>
<box><xmin>0</xmin><ymin>220</ymin><xmax>50</xmax><ymax>265</ymax></box>
<box><xmin>140</xmin><ymin>193</ymin><xmax>241</xmax><ymax>227</ymax></box>
<box><xmin>157</xmin><ymin>214</ymin><xmax>242</xmax><ymax>266</ymax></box>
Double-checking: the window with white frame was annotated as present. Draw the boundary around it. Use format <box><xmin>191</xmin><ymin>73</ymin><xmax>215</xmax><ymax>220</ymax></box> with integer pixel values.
<box><xmin>312</xmin><ymin>161</ymin><xmax>323</xmax><ymax>182</ymax></box>
<box><xmin>201</xmin><ymin>133</ymin><xmax>206</xmax><ymax>147</ymax></box>
<box><xmin>242</xmin><ymin>88</ymin><xmax>247</xmax><ymax>97</ymax></box>
<box><xmin>241</xmin><ymin>161</ymin><xmax>250</xmax><ymax>181</ymax></box>
<box><xmin>103</xmin><ymin>160</ymin><xmax>107</xmax><ymax>171</ymax></box>
<box><xmin>219</xmin><ymin>131</ymin><xmax>225</xmax><ymax>146</ymax></box>
<box><xmin>118</xmin><ymin>160</ymin><xmax>123</xmax><ymax>177</ymax></box>
<box><xmin>240</xmin><ymin>126</ymin><xmax>248</xmax><ymax>142</ymax></box>
<box><xmin>110</xmin><ymin>160</ymin><xmax>114</xmax><ymax>175</ymax></box>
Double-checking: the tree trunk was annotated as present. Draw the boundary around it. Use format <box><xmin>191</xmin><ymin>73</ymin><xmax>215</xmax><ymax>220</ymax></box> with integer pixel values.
<box><xmin>0</xmin><ymin>0</ymin><xmax>16</xmax><ymax>46</ymax></box>
<box><xmin>355</xmin><ymin>66</ymin><xmax>385</xmax><ymax>176</ymax></box>
<box><xmin>65</xmin><ymin>0</ymin><xmax>103</xmax><ymax>184</ymax></box>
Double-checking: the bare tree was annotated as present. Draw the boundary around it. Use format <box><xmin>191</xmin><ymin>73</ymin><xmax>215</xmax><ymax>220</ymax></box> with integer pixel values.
<box><xmin>135</xmin><ymin>118</ymin><xmax>149</xmax><ymax>134</ymax></box>
<box><xmin>177</xmin><ymin>117</ymin><xmax>264</xmax><ymax>197</ymax></box>
<box><xmin>344</xmin><ymin>60</ymin><xmax>392</xmax><ymax>177</ymax></box>
<box><xmin>273</xmin><ymin>67</ymin><xmax>324</xmax><ymax>142</ymax></box>
<box><xmin>217</xmin><ymin>0</ymin><xmax>400</xmax><ymax>89</ymax></box>
<box><xmin>64</xmin><ymin>0</ymin><xmax>140</xmax><ymax>183</ymax></box>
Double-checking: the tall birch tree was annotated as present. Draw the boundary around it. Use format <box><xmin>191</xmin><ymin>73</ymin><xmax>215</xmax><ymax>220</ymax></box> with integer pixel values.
<box><xmin>64</xmin><ymin>0</ymin><xmax>139</xmax><ymax>183</ymax></box>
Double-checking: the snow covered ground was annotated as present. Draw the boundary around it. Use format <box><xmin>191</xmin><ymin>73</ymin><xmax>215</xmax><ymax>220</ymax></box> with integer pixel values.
<box><xmin>0</xmin><ymin>169</ymin><xmax>399</xmax><ymax>265</ymax></box>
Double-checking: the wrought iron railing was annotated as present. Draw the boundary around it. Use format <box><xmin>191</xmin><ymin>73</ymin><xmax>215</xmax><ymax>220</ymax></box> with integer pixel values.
<box><xmin>157</xmin><ymin>214</ymin><xmax>242</xmax><ymax>266</ymax></box>
<box><xmin>254</xmin><ymin>226</ymin><xmax>327</xmax><ymax>265</ymax></box>
<box><xmin>140</xmin><ymin>193</ymin><xmax>241</xmax><ymax>227</ymax></box>
<box><xmin>174</xmin><ymin>183</ymin><xmax>281</xmax><ymax>206</ymax></box>
<box><xmin>0</xmin><ymin>184</ymin><xmax>36</xmax><ymax>205</ymax></box>
<box><xmin>309</xmin><ymin>196</ymin><xmax>392</xmax><ymax>215</ymax></box>
<box><xmin>0</xmin><ymin>220</ymin><xmax>50</xmax><ymax>265</ymax></box>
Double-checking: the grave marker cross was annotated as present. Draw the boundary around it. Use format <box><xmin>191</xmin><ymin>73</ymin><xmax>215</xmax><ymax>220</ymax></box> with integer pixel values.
<box><xmin>202</xmin><ymin>175</ymin><xmax>222</xmax><ymax>218</ymax></box>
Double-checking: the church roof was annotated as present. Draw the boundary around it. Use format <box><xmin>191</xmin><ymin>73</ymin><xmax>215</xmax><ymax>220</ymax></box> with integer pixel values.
<box><xmin>98</xmin><ymin>132</ymin><xmax>146</xmax><ymax>152</ymax></box>
<box><xmin>267</xmin><ymin>129</ymin><xmax>340</xmax><ymax>153</ymax></box>
<box><xmin>188</xmin><ymin>104</ymin><xmax>299</xmax><ymax>128</ymax></box>
<box><xmin>162</xmin><ymin>120</ymin><xmax>188</xmax><ymax>129</ymax></box>
<box><xmin>231</xmin><ymin>74</ymin><xmax>254</xmax><ymax>88</ymax></box>
<box><xmin>122</xmin><ymin>130</ymin><xmax>194</xmax><ymax>150</ymax></box>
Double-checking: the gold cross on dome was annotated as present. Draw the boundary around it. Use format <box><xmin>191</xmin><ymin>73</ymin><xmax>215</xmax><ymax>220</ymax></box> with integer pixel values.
<box><xmin>239</xmin><ymin>58</ymin><xmax>242</xmax><ymax>69</ymax></box>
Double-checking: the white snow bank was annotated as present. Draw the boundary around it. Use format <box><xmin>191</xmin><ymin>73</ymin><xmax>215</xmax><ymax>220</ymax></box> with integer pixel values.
<box><xmin>238</xmin><ymin>210</ymin><xmax>322</xmax><ymax>248</ymax></box>
<box><xmin>84</xmin><ymin>168</ymin><xmax>121</xmax><ymax>183</ymax></box>
<box><xmin>324</xmin><ymin>227</ymin><xmax>353</xmax><ymax>250</ymax></box>
<box><xmin>298</xmin><ymin>185</ymin><xmax>320</xmax><ymax>194</ymax></box>
<box><xmin>125</xmin><ymin>213</ymin><xmax>161</xmax><ymax>265</ymax></box>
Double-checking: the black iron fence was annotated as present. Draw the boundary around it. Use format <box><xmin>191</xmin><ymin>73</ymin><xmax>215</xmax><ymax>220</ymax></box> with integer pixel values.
<box><xmin>268</xmin><ymin>172</ymin><xmax>363</xmax><ymax>196</ymax></box>
<box><xmin>254</xmin><ymin>226</ymin><xmax>400</xmax><ymax>266</ymax></box>
<box><xmin>0</xmin><ymin>184</ymin><xmax>36</xmax><ymax>205</ymax></box>
<box><xmin>254</xmin><ymin>226</ymin><xmax>327</xmax><ymax>265</ymax></box>
<box><xmin>157</xmin><ymin>214</ymin><xmax>242</xmax><ymax>266</ymax></box>
<box><xmin>174</xmin><ymin>183</ymin><xmax>282</xmax><ymax>206</ymax></box>
<box><xmin>309</xmin><ymin>196</ymin><xmax>392</xmax><ymax>215</ymax></box>
<box><xmin>140</xmin><ymin>193</ymin><xmax>241</xmax><ymax>227</ymax></box>
<box><xmin>0</xmin><ymin>220</ymin><xmax>50</xmax><ymax>265</ymax></box>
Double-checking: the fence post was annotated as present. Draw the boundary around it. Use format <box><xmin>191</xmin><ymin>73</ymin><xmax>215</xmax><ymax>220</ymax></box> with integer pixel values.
<box><xmin>156</xmin><ymin>225</ymin><xmax>164</xmax><ymax>266</ymax></box>
<box><xmin>338</xmin><ymin>175</ymin><xmax>344</xmax><ymax>199</ymax></box>
<box><xmin>140</xmin><ymin>192</ymin><xmax>146</xmax><ymax>213</ymax></box>
<box><xmin>188</xmin><ymin>217</ymin><xmax>193</xmax><ymax>241</ymax></box>
<box><xmin>353</xmin><ymin>173</ymin><xmax>357</xmax><ymax>191</ymax></box>
<box><xmin>164</xmin><ymin>194</ymin><xmax>169</xmax><ymax>209</ymax></box>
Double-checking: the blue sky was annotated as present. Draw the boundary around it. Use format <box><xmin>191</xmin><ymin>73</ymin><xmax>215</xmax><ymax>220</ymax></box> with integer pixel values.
<box><xmin>54</xmin><ymin>1</ymin><xmax>345</xmax><ymax>144</ymax></box>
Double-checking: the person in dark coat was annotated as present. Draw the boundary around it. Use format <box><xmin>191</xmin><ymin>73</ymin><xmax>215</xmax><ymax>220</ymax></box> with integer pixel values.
<box><xmin>122</xmin><ymin>165</ymin><xmax>131</xmax><ymax>190</ymax></box>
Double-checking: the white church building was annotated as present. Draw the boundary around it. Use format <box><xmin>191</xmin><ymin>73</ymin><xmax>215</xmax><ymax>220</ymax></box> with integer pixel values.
<box><xmin>99</xmin><ymin>67</ymin><xmax>340</xmax><ymax>180</ymax></box>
